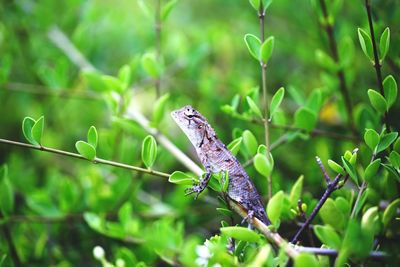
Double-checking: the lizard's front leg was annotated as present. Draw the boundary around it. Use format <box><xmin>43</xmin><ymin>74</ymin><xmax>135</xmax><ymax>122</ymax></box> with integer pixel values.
<box><xmin>185</xmin><ymin>167</ymin><xmax>212</xmax><ymax>200</ymax></box>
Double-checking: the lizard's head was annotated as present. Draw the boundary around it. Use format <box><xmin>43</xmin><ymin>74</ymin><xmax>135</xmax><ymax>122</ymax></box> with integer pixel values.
<box><xmin>171</xmin><ymin>105</ymin><xmax>214</xmax><ymax>147</ymax></box>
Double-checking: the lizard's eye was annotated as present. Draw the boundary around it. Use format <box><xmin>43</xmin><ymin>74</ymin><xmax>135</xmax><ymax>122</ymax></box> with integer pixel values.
<box><xmin>198</xmin><ymin>125</ymin><xmax>203</xmax><ymax>129</ymax></box>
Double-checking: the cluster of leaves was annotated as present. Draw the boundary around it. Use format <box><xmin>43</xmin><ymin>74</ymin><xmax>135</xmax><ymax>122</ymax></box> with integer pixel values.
<box><xmin>0</xmin><ymin>0</ymin><xmax>399</xmax><ymax>266</ymax></box>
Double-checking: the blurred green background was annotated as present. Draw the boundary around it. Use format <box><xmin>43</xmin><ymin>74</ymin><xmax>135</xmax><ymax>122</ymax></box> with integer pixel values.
<box><xmin>0</xmin><ymin>0</ymin><xmax>399</xmax><ymax>266</ymax></box>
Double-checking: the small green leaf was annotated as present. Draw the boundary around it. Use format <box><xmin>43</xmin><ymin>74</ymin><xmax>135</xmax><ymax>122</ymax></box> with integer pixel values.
<box><xmin>168</xmin><ymin>171</ymin><xmax>194</xmax><ymax>185</ymax></box>
<box><xmin>242</xmin><ymin>130</ymin><xmax>258</xmax><ymax>156</ymax></box>
<box><xmin>267</xmin><ymin>191</ymin><xmax>283</xmax><ymax>226</ymax></box>
<box><xmin>364</xmin><ymin>159</ymin><xmax>381</xmax><ymax>182</ymax></box>
<box><xmin>389</xmin><ymin>151</ymin><xmax>400</xmax><ymax>169</ymax></box>
<box><xmin>221</xmin><ymin>171</ymin><xmax>229</xmax><ymax>192</ymax></box>
<box><xmin>102</xmin><ymin>75</ymin><xmax>124</xmax><ymax>93</ymax></box>
<box><xmin>220</xmin><ymin>226</ymin><xmax>260</xmax><ymax>242</ymax></box>
<box><xmin>377</xmin><ymin>132</ymin><xmax>398</xmax><ymax>153</ymax></box>
<box><xmin>254</xmin><ymin>153</ymin><xmax>273</xmax><ymax>177</ymax></box>
<box><xmin>358</xmin><ymin>28</ymin><xmax>373</xmax><ymax>61</ymax></box>
<box><xmin>289</xmin><ymin>175</ymin><xmax>303</xmax><ymax>208</ymax></box>
<box><xmin>314</xmin><ymin>225</ymin><xmax>341</xmax><ymax>249</ymax></box>
<box><xmin>364</xmin><ymin>128</ymin><xmax>380</xmax><ymax>151</ymax></box>
<box><xmin>75</xmin><ymin>141</ymin><xmax>96</xmax><ymax>161</ymax></box>
<box><xmin>379</xmin><ymin>27</ymin><xmax>390</xmax><ymax>61</ymax></box>
<box><xmin>244</xmin><ymin>34</ymin><xmax>261</xmax><ymax>61</ymax></box>
<box><xmin>227</xmin><ymin>137</ymin><xmax>242</xmax><ymax>156</ymax></box>
<box><xmin>22</xmin><ymin>117</ymin><xmax>37</xmax><ymax>145</ymax></box>
<box><xmin>382</xmin><ymin>198</ymin><xmax>400</xmax><ymax>228</ymax></box>
<box><xmin>383</xmin><ymin>75</ymin><xmax>397</xmax><ymax>108</ymax></box>
<box><xmin>87</xmin><ymin>126</ymin><xmax>98</xmax><ymax>149</ymax></box>
<box><xmin>152</xmin><ymin>93</ymin><xmax>170</xmax><ymax>127</ymax></box>
<box><xmin>342</xmin><ymin>157</ymin><xmax>358</xmax><ymax>184</ymax></box>
<box><xmin>141</xmin><ymin>135</ymin><xmax>158</xmax><ymax>168</ymax></box>
<box><xmin>246</xmin><ymin>96</ymin><xmax>263</xmax><ymax>118</ymax></box>
<box><xmin>294</xmin><ymin>107</ymin><xmax>317</xmax><ymax>132</ymax></box>
<box><xmin>216</xmin><ymin>208</ymin><xmax>233</xmax><ymax>217</ymax></box>
<box><xmin>141</xmin><ymin>53</ymin><xmax>160</xmax><ymax>78</ymax></box>
<box><xmin>161</xmin><ymin>0</ymin><xmax>178</xmax><ymax>21</ymax></box>
<box><xmin>367</xmin><ymin>89</ymin><xmax>387</xmax><ymax>113</ymax></box>
<box><xmin>327</xmin><ymin>159</ymin><xmax>345</xmax><ymax>175</ymax></box>
<box><xmin>361</xmin><ymin>206</ymin><xmax>380</xmax><ymax>234</ymax></box>
<box><xmin>315</xmin><ymin>49</ymin><xmax>338</xmax><ymax>71</ymax></box>
<box><xmin>118</xmin><ymin>64</ymin><xmax>131</xmax><ymax>89</ymax></box>
<box><xmin>260</xmin><ymin>36</ymin><xmax>274</xmax><ymax>63</ymax></box>
<box><xmin>31</xmin><ymin>116</ymin><xmax>44</xmax><ymax>146</ymax></box>
<box><xmin>294</xmin><ymin>253</ymin><xmax>319</xmax><ymax>267</ymax></box>
<box><xmin>248</xmin><ymin>0</ymin><xmax>260</xmax><ymax>10</ymax></box>
<box><xmin>82</xmin><ymin>71</ymin><xmax>107</xmax><ymax>92</ymax></box>
<box><xmin>270</xmin><ymin>87</ymin><xmax>284</xmax><ymax>120</ymax></box>
<box><xmin>394</xmin><ymin>138</ymin><xmax>400</xmax><ymax>153</ymax></box>
<box><xmin>319</xmin><ymin>198</ymin><xmax>344</xmax><ymax>230</ymax></box>
<box><xmin>0</xmin><ymin>165</ymin><xmax>14</xmax><ymax>216</ymax></box>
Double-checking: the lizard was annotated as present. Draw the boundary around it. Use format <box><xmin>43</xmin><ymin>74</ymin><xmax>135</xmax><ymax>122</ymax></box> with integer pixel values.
<box><xmin>171</xmin><ymin>105</ymin><xmax>270</xmax><ymax>225</ymax></box>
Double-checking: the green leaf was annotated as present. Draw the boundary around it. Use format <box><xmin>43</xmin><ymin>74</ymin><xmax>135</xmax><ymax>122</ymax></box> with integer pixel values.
<box><xmin>394</xmin><ymin>138</ymin><xmax>400</xmax><ymax>153</ymax></box>
<box><xmin>358</xmin><ymin>28</ymin><xmax>373</xmax><ymax>61</ymax></box>
<box><xmin>161</xmin><ymin>0</ymin><xmax>178</xmax><ymax>21</ymax></box>
<box><xmin>22</xmin><ymin>117</ymin><xmax>38</xmax><ymax>145</ymax></box>
<box><xmin>294</xmin><ymin>107</ymin><xmax>317</xmax><ymax>132</ymax></box>
<box><xmin>0</xmin><ymin>165</ymin><xmax>14</xmax><ymax>216</ymax></box>
<box><xmin>254</xmin><ymin>153</ymin><xmax>273</xmax><ymax>177</ymax></box>
<box><xmin>168</xmin><ymin>171</ymin><xmax>194</xmax><ymax>185</ymax></box>
<box><xmin>118</xmin><ymin>64</ymin><xmax>131</xmax><ymax>89</ymax></box>
<box><xmin>314</xmin><ymin>225</ymin><xmax>341</xmax><ymax>249</ymax></box>
<box><xmin>379</xmin><ymin>27</ymin><xmax>390</xmax><ymax>61</ymax></box>
<box><xmin>389</xmin><ymin>151</ymin><xmax>400</xmax><ymax>169</ymax></box>
<box><xmin>227</xmin><ymin>137</ymin><xmax>242</xmax><ymax>156</ymax></box>
<box><xmin>262</xmin><ymin>0</ymin><xmax>273</xmax><ymax>11</ymax></box>
<box><xmin>367</xmin><ymin>89</ymin><xmax>387</xmax><ymax>113</ymax></box>
<box><xmin>75</xmin><ymin>141</ymin><xmax>96</xmax><ymax>161</ymax></box>
<box><xmin>319</xmin><ymin>198</ymin><xmax>344</xmax><ymax>230</ymax></box>
<box><xmin>31</xmin><ymin>116</ymin><xmax>44</xmax><ymax>146</ymax></box>
<box><xmin>244</xmin><ymin>34</ymin><xmax>261</xmax><ymax>61</ymax></box>
<box><xmin>383</xmin><ymin>75</ymin><xmax>397</xmax><ymax>108</ymax></box>
<box><xmin>102</xmin><ymin>75</ymin><xmax>124</xmax><ymax>93</ymax></box>
<box><xmin>141</xmin><ymin>53</ymin><xmax>160</xmax><ymax>78</ymax></box>
<box><xmin>82</xmin><ymin>71</ymin><xmax>107</xmax><ymax>92</ymax></box>
<box><xmin>87</xmin><ymin>126</ymin><xmax>98</xmax><ymax>149</ymax></box>
<box><xmin>260</xmin><ymin>36</ymin><xmax>274</xmax><ymax>63</ymax></box>
<box><xmin>242</xmin><ymin>130</ymin><xmax>258</xmax><ymax>156</ymax></box>
<box><xmin>246</xmin><ymin>96</ymin><xmax>263</xmax><ymax>118</ymax></box>
<box><xmin>382</xmin><ymin>198</ymin><xmax>400</xmax><ymax>228</ymax></box>
<box><xmin>216</xmin><ymin>208</ymin><xmax>233</xmax><ymax>217</ymax></box>
<box><xmin>152</xmin><ymin>93</ymin><xmax>170</xmax><ymax>127</ymax></box>
<box><xmin>315</xmin><ymin>49</ymin><xmax>338</xmax><ymax>72</ymax></box>
<box><xmin>364</xmin><ymin>159</ymin><xmax>381</xmax><ymax>182</ymax></box>
<box><xmin>220</xmin><ymin>226</ymin><xmax>260</xmax><ymax>242</ymax></box>
<box><xmin>141</xmin><ymin>135</ymin><xmax>158</xmax><ymax>168</ymax></box>
<box><xmin>364</xmin><ymin>128</ymin><xmax>380</xmax><ymax>151</ymax></box>
<box><xmin>340</xmin><ymin>219</ymin><xmax>373</xmax><ymax>259</ymax></box>
<box><xmin>294</xmin><ymin>253</ymin><xmax>319</xmax><ymax>267</ymax></box>
<box><xmin>327</xmin><ymin>159</ymin><xmax>345</xmax><ymax>175</ymax></box>
<box><xmin>270</xmin><ymin>87</ymin><xmax>284</xmax><ymax>120</ymax></box>
<box><xmin>248</xmin><ymin>0</ymin><xmax>260</xmax><ymax>10</ymax></box>
<box><xmin>267</xmin><ymin>190</ymin><xmax>283</xmax><ymax>226</ymax></box>
<box><xmin>361</xmin><ymin>206</ymin><xmax>380</xmax><ymax>234</ymax></box>
<box><xmin>377</xmin><ymin>132</ymin><xmax>398</xmax><ymax>153</ymax></box>
<box><xmin>341</xmin><ymin>157</ymin><xmax>358</xmax><ymax>184</ymax></box>
<box><xmin>289</xmin><ymin>175</ymin><xmax>303</xmax><ymax>208</ymax></box>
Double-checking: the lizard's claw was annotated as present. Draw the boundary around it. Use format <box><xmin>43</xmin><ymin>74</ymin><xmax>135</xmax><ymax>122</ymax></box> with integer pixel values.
<box><xmin>185</xmin><ymin>185</ymin><xmax>202</xmax><ymax>200</ymax></box>
<box><xmin>241</xmin><ymin>210</ymin><xmax>255</xmax><ymax>227</ymax></box>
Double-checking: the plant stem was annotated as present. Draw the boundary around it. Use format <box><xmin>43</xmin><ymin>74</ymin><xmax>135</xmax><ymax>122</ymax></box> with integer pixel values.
<box><xmin>155</xmin><ymin>0</ymin><xmax>162</xmax><ymax>98</ymax></box>
<box><xmin>0</xmin><ymin>138</ymin><xmax>170</xmax><ymax>178</ymax></box>
<box><xmin>258</xmin><ymin>4</ymin><xmax>272</xmax><ymax>200</ymax></box>
<box><xmin>291</xmin><ymin>173</ymin><xmax>344</xmax><ymax>244</ymax></box>
<box><xmin>0</xmin><ymin>211</ymin><xmax>22</xmax><ymax>267</ymax></box>
<box><xmin>364</xmin><ymin>0</ymin><xmax>390</xmax><ymax>130</ymax></box>
<box><xmin>318</xmin><ymin>0</ymin><xmax>356</xmax><ymax>135</ymax></box>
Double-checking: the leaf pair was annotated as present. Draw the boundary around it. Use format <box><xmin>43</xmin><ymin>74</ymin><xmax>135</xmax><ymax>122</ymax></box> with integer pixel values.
<box><xmin>358</xmin><ymin>27</ymin><xmax>390</xmax><ymax>62</ymax></box>
<box><xmin>22</xmin><ymin>116</ymin><xmax>44</xmax><ymax>146</ymax></box>
<box><xmin>367</xmin><ymin>75</ymin><xmax>397</xmax><ymax>113</ymax></box>
<box><xmin>76</xmin><ymin>126</ymin><xmax>98</xmax><ymax>161</ymax></box>
<box><xmin>244</xmin><ymin>34</ymin><xmax>275</xmax><ymax>64</ymax></box>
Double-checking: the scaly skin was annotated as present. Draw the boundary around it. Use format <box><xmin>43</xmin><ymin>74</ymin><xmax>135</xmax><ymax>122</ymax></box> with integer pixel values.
<box><xmin>171</xmin><ymin>105</ymin><xmax>270</xmax><ymax>225</ymax></box>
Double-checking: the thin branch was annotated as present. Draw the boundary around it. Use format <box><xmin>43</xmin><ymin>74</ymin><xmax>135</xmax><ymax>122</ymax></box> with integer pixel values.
<box><xmin>0</xmin><ymin>138</ymin><xmax>170</xmax><ymax>178</ymax></box>
<box><xmin>258</xmin><ymin>3</ymin><xmax>272</xmax><ymax>200</ymax></box>
<box><xmin>296</xmin><ymin>246</ymin><xmax>386</xmax><ymax>259</ymax></box>
<box><xmin>364</xmin><ymin>0</ymin><xmax>390</xmax><ymax>130</ymax></box>
<box><xmin>291</xmin><ymin>156</ymin><xmax>348</xmax><ymax>244</ymax></box>
<box><xmin>318</xmin><ymin>0</ymin><xmax>356</xmax><ymax>135</ymax></box>
<box><xmin>316</xmin><ymin>156</ymin><xmax>331</xmax><ymax>183</ymax></box>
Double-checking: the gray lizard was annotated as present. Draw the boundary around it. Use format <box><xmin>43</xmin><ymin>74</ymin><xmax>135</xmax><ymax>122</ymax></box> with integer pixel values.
<box><xmin>171</xmin><ymin>105</ymin><xmax>270</xmax><ymax>225</ymax></box>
